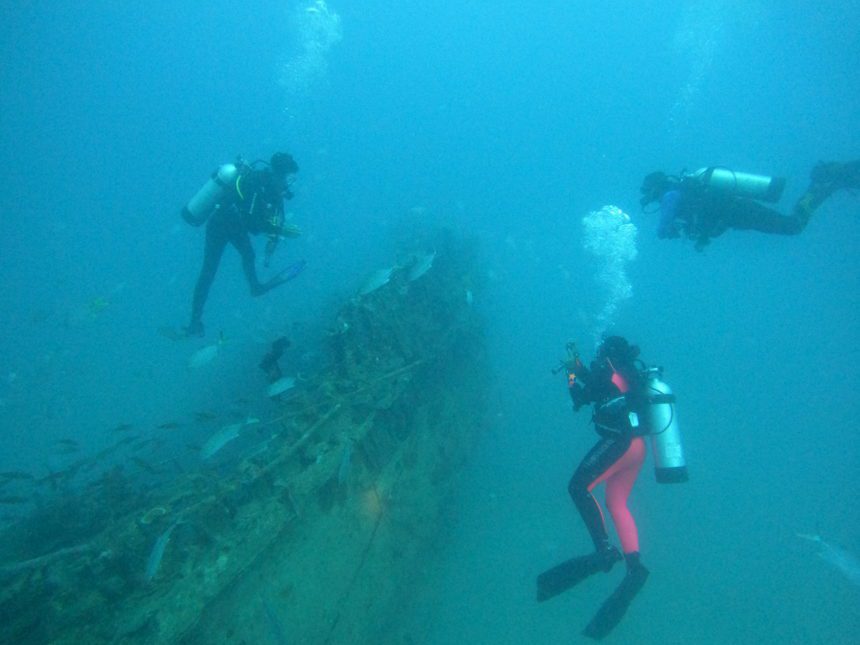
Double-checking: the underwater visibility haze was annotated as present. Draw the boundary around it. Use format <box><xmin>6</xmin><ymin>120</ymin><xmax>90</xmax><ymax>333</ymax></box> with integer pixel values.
<box><xmin>0</xmin><ymin>1</ymin><xmax>858</xmax><ymax>643</ymax></box>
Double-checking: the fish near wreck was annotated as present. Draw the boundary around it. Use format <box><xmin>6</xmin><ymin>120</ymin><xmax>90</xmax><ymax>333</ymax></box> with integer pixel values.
<box><xmin>337</xmin><ymin>440</ymin><xmax>353</xmax><ymax>485</ymax></box>
<box><xmin>145</xmin><ymin>522</ymin><xmax>179</xmax><ymax>583</ymax></box>
<box><xmin>188</xmin><ymin>332</ymin><xmax>226</xmax><ymax>369</ymax></box>
<box><xmin>200</xmin><ymin>423</ymin><xmax>243</xmax><ymax>460</ymax></box>
<box><xmin>358</xmin><ymin>266</ymin><xmax>396</xmax><ymax>296</ymax></box>
<box><xmin>266</xmin><ymin>376</ymin><xmax>296</xmax><ymax>398</ymax></box>
<box><xmin>200</xmin><ymin>417</ymin><xmax>259</xmax><ymax>460</ymax></box>
<box><xmin>407</xmin><ymin>250</ymin><xmax>435</xmax><ymax>282</ymax></box>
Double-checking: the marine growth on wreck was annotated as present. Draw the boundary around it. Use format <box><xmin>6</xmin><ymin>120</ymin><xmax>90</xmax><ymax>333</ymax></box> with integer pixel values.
<box><xmin>0</xmin><ymin>229</ymin><xmax>489</xmax><ymax>645</ymax></box>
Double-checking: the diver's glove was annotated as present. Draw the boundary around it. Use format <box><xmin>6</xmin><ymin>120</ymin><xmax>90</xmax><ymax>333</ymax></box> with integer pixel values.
<box><xmin>279</xmin><ymin>223</ymin><xmax>302</xmax><ymax>238</ymax></box>
<box><xmin>264</xmin><ymin>236</ymin><xmax>279</xmax><ymax>268</ymax></box>
<box><xmin>569</xmin><ymin>382</ymin><xmax>589</xmax><ymax>411</ymax></box>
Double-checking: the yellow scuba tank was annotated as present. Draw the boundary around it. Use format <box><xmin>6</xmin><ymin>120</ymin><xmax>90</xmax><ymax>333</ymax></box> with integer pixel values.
<box><xmin>181</xmin><ymin>163</ymin><xmax>239</xmax><ymax>226</ymax></box>
<box><xmin>684</xmin><ymin>166</ymin><xmax>786</xmax><ymax>203</ymax></box>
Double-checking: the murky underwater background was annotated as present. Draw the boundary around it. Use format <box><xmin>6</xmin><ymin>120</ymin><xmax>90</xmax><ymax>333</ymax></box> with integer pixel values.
<box><xmin>1</xmin><ymin>1</ymin><xmax>858</xmax><ymax>643</ymax></box>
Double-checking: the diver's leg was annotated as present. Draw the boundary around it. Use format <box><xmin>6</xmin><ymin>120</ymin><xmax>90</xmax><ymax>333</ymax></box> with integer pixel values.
<box><xmin>603</xmin><ymin>437</ymin><xmax>646</xmax><ymax>554</ymax></box>
<box><xmin>189</xmin><ymin>218</ymin><xmax>229</xmax><ymax>334</ymax></box>
<box><xmin>231</xmin><ymin>230</ymin><xmax>265</xmax><ymax>295</ymax></box>
<box><xmin>582</xmin><ymin>437</ymin><xmax>649</xmax><ymax>639</ymax></box>
<box><xmin>569</xmin><ymin>436</ymin><xmax>631</xmax><ymax>552</ymax></box>
<box><xmin>537</xmin><ymin>439</ymin><xmax>628</xmax><ymax>602</ymax></box>
<box><xmin>724</xmin><ymin>199</ymin><xmax>804</xmax><ymax>235</ymax></box>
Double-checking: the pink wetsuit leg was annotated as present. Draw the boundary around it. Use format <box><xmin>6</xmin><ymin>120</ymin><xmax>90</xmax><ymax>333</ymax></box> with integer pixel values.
<box><xmin>587</xmin><ymin>437</ymin><xmax>646</xmax><ymax>554</ymax></box>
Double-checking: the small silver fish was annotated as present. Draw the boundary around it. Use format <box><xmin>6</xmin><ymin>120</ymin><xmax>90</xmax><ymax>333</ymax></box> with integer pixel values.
<box><xmin>262</xmin><ymin>597</ymin><xmax>289</xmax><ymax>645</ymax></box>
<box><xmin>797</xmin><ymin>533</ymin><xmax>860</xmax><ymax>586</ymax></box>
<box><xmin>188</xmin><ymin>333</ymin><xmax>226</xmax><ymax>369</ymax></box>
<box><xmin>407</xmin><ymin>251</ymin><xmax>435</xmax><ymax>281</ymax></box>
<box><xmin>145</xmin><ymin>522</ymin><xmax>178</xmax><ymax>582</ymax></box>
<box><xmin>266</xmin><ymin>376</ymin><xmax>296</xmax><ymax>398</ymax></box>
<box><xmin>200</xmin><ymin>423</ymin><xmax>243</xmax><ymax>460</ymax></box>
<box><xmin>188</xmin><ymin>344</ymin><xmax>219</xmax><ymax>369</ymax></box>
<box><xmin>338</xmin><ymin>440</ymin><xmax>352</xmax><ymax>485</ymax></box>
<box><xmin>359</xmin><ymin>267</ymin><xmax>395</xmax><ymax>296</ymax></box>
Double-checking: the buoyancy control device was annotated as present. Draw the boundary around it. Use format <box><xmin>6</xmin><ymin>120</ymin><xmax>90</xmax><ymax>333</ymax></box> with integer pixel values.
<box><xmin>683</xmin><ymin>166</ymin><xmax>786</xmax><ymax>203</ymax></box>
<box><xmin>181</xmin><ymin>163</ymin><xmax>240</xmax><ymax>226</ymax></box>
<box><xmin>643</xmin><ymin>366</ymin><xmax>688</xmax><ymax>484</ymax></box>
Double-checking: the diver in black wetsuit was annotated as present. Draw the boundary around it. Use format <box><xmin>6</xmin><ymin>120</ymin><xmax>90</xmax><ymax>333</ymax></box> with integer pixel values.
<box><xmin>184</xmin><ymin>153</ymin><xmax>303</xmax><ymax>337</ymax></box>
<box><xmin>639</xmin><ymin>160</ymin><xmax>860</xmax><ymax>250</ymax></box>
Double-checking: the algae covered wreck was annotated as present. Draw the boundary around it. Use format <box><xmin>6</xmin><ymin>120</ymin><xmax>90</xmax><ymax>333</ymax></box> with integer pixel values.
<box><xmin>0</xmin><ymin>230</ymin><xmax>489</xmax><ymax>644</ymax></box>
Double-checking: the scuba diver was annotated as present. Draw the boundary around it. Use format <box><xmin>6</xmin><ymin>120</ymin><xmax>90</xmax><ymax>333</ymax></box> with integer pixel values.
<box><xmin>538</xmin><ymin>336</ymin><xmax>671</xmax><ymax>640</ymax></box>
<box><xmin>182</xmin><ymin>152</ymin><xmax>306</xmax><ymax>337</ymax></box>
<box><xmin>639</xmin><ymin>160</ymin><xmax>860</xmax><ymax>250</ymax></box>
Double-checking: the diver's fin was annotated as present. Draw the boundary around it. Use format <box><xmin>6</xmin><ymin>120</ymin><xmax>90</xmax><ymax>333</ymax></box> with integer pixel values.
<box><xmin>803</xmin><ymin>160</ymin><xmax>860</xmax><ymax>212</ymax></box>
<box><xmin>536</xmin><ymin>547</ymin><xmax>621</xmax><ymax>602</ymax></box>
<box><xmin>582</xmin><ymin>554</ymin><xmax>649</xmax><ymax>640</ymax></box>
<box><xmin>810</xmin><ymin>160</ymin><xmax>860</xmax><ymax>193</ymax></box>
<box><xmin>256</xmin><ymin>260</ymin><xmax>307</xmax><ymax>296</ymax></box>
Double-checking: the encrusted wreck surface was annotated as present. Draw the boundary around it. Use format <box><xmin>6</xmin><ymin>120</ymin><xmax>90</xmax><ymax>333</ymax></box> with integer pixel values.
<box><xmin>0</xmin><ymin>230</ymin><xmax>488</xmax><ymax>644</ymax></box>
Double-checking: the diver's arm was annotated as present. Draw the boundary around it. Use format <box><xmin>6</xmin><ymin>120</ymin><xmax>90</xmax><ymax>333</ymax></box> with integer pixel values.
<box><xmin>568</xmin><ymin>366</ymin><xmax>593</xmax><ymax>411</ymax></box>
<box><xmin>657</xmin><ymin>190</ymin><xmax>682</xmax><ymax>239</ymax></box>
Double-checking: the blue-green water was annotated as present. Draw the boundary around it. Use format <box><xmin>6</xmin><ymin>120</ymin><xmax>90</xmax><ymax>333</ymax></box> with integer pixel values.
<box><xmin>1</xmin><ymin>1</ymin><xmax>857</xmax><ymax>643</ymax></box>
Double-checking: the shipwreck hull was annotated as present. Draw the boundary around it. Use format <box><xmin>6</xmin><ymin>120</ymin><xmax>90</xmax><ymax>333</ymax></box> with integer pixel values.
<box><xmin>0</xmin><ymin>231</ymin><xmax>488</xmax><ymax>644</ymax></box>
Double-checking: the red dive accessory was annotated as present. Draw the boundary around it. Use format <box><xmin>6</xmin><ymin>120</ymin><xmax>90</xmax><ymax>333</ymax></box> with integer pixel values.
<box><xmin>606</xmin><ymin>358</ymin><xmax>629</xmax><ymax>393</ymax></box>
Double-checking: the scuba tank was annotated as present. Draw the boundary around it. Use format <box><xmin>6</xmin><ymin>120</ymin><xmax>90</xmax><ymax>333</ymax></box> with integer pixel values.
<box><xmin>643</xmin><ymin>366</ymin><xmax>688</xmax><ymax>484</ymax></box>
<box><xmin>181</xmin><ymin>163</ymin><xmax>239</xmax><ymax>226</ymax></box>
<box><xmin>684</xmin><ymin>166</ymin><xmax>786</xmax><ymax>203</ymax></box>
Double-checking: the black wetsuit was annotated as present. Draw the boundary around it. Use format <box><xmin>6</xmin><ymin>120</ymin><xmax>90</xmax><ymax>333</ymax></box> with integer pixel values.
<box><xmin>567</xmin><ymin>357</ymin><xmax>649</xmax><ymax>553</ymax></box>
<box><xmin>658</xmin><ymin>181</ymin><xmax>825</xmax><ymax>250</ymax></box>
<box><xmin>190</xmin><ymin>168</ymin><xmax>289</xmax><ymax>330</ymax></box>
<box><xmin>648</xmin><ymin>160</ymin><xmax>860</xmax><ymax>249</ymax></box>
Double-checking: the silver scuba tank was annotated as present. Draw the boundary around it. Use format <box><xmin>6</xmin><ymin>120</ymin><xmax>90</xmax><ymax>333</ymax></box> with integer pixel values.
<box><xmin>644</xmin><ymin>367</ymin><xmax>688</xmax><ymax>484</ymax></box>
<box><xmin>181</xmin><ymin>163</ymin><xmax>239</xmax><ymax>226</ymax></box>
<box><xmin>685</xmin><ymin>167</ymin><xmax>786</xmax><ymax>203</ymax></box>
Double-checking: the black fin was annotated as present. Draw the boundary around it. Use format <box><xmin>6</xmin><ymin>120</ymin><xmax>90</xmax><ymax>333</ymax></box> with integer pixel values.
<box><xmin>536</xmin><ymin>548</ymin><xmax>621</xmax><ymax>602</ymax></box>
<box><xmin>582</xmin><ymin>561</ymin><xmax>649</xmax><ymax>640</ymax></box>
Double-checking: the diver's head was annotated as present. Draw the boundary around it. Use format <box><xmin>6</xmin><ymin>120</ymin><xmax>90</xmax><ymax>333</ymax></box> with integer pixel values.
<box><xmin>639</xmin><ymin>171</ymin><xmax>673</xmax><ymax>208</ymax></box>
<box><xmin>597</xmin><ymin>335</ymin><xmax>640</xmax><ymax>365</ymax></box>
<box><xmin>270</xmin><ymin>152</ymin><xmax>299</xmax><ymax>177</ymax></box>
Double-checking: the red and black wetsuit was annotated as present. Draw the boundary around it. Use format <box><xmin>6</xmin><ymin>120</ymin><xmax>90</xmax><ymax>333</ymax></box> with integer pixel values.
<box><xmin>568</xmin><ymin>353</ymin><xmax>648</xmax><ymax>556</ymax></box>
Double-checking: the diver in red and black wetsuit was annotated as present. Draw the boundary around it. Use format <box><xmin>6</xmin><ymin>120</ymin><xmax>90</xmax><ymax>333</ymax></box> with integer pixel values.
<box><xmin>537</xmin><ymin>336</ymin><xmax>651</xmax><ymax>640</ymax></box>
